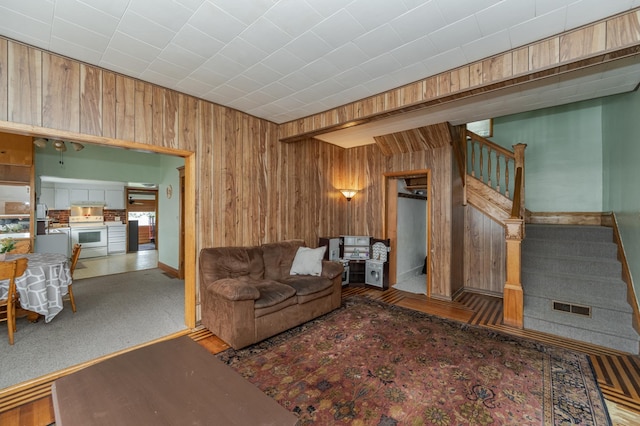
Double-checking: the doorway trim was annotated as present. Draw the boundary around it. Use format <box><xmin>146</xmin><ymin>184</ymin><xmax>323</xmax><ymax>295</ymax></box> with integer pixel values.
<box><xmin>383</xmin><ymin>169</ymin><xmax>432</xmax><ymax>297</ymax></box>
<box><xmin>0</xmin><ymin>122</ymin><xmax>197</xmax><ymax>329</ymax></box>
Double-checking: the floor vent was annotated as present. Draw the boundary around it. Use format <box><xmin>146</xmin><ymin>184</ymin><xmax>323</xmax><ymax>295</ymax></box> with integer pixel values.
<box><xmin>552</xmin><ymin>300</ymin><xmax>591</xmax><ymax>317</ymax></box>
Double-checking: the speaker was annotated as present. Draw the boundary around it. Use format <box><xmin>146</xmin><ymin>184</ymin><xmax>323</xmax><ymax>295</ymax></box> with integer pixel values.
<box><xmin>365</xmin><ymin>260</ymin><xmax>384</xmax><ymax>288</ymax></box>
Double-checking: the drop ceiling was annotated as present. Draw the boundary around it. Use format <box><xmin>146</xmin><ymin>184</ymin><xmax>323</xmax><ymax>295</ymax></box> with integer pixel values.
<box><xmin>1</xmin><ymin>0</ymin><xmax>639</xmax><ymax>148</ymax></box>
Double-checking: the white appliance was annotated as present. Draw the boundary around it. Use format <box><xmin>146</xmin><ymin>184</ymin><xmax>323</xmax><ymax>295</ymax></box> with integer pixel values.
<box><xmin>69</xmin><ymin>203</ymin><xmax>107</xmax><ymax>258</ymax></box>
<box><xmin>365</xmin><ymin>259</ymin><xmax>385</xmax><ymax>288</ymax></box>
<box><xmin>106</xmin><ymin>222</ymin><xmax>127</xmax><ymax>254</ymax></box>
<box><xmin>36</xmin><ymin>203</ymin><xmax>48</xmax><ymax>219</ymax></box>
<box><xmin>340</xmin><ymin>259</ymin><xmax>350</xmax><ymax>286</ymax></box>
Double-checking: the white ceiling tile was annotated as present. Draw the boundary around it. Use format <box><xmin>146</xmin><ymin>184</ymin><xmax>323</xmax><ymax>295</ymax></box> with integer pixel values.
<box><xmin>565</xmin><ymin>0</ymin><xmax>633</xmax><ymax>29</ymax></box>
<box><xmin>176</xmin><ymin>77</ymin><xmax>218</xmax><ymax>95</ymax></box>
<box><xmin>240</xmin><ymin>17</ymin><xmax>291</xmax><ymax>55</ymax></box>
<box><xmin>226</xmin><ymin>74</ymin><xmax>263</xmax><ymax>93</ymax></box>
<box><xmin>1</xmin><ymin>0</ymin><xmax>53</xmax><ymax>23</ymax></box>
<box><xmin>421</xmin><ymin>47</ymin><xmax>468</xmax><ymax>76</ymax></box>
<box><xmin>264</xmin><ymin>0</ymin><xmax>323</xmax><ymax>38</ymax></box>
<box><xmin>362</xmin><ymin>74</ymin><xmax>402</xmax><ymax>95</ymax></box>
<box><xmin>207</xmin><ymin>0</ymin><xmax>276</xmax><ymax>25</ymax></box>
<box><xmin>319</xmin><ymin>85</ymin><xmax>371</xmax><ymax>108</ymax></box>
<box><xmin>259</xmin><ymin>81</ymin><xmax>295</xmax><ymax>98</ymax></box>
<box><xmin>201</xmin><ymin>54</ymin><xmax>245</xmax><ymax>76</ymax></box>
<box><xmin>433</xmin><ymin>0</ymin><xmax>502</xmax><ymax>24</ymax></box>
<box><xmin>277</xmin><ymin>72</ymin><xmax>316</xmax><ymax>92</ymax></box>
<box><xmin>311</xmin><ymin>9</ymin><xmax>366</xmax><ymax>48</ymax></box>
<box><xmin>78</xmin><ymin>0</ymin><xmax>130</xmax><ymax>19</ymax></box>
<box><xmin>100</xmin><ymin>48</ymin><xmax>149</xmax><ymax>74</ymax></box>
<box><xmin>283</xmin><ymin>31</ymin><xmax>333</xmax><ymax>62</ymax></box>
<box><xmin>475</xmin><ymin>0</ymin><xmax>536</xmax><ymax>37</ymax></box>
<box><xmin>390</xmin><ymin>1</ymin><xmax>447</xmax><ymax>43</ymax></box>
<box><xmin>335</xmin><ymin>67</ymin><xmax>370</xmax><ymax>88</ymax></box>
<box><xmin>391</xmin><ymin>35</ymin><xmax>438</xmax><ymax>67</ymax></box>
<box><xmin>175</xmin><ymin>0</ymin><xmax>206</xmax><ymax>12</ymax></box>
<box><xmin>129</xmin><ymin>0</ymin><xmax>193</xmax><ymax>32</ymax></box>
<box><xmin>187</xmin><ymin>65</ymin><xmax>228</xmax><ymax>86</ymax></box>
<box><xmin>55</xmin><ymin>0</ymin><xmax>120</xmax><ymax>38</ymax></box>
<box><xmin>188</xmin><ymin>1</ymin><xmax>247</xmax><ymax>43</ymax></box>
<box><xmin>428</xmin><ymin>15</ymin><xmax>482</xmax><ymax>54</ymax></box>
<box><xmin>108</xmin><ymin>31</ymin><xmax>161</xmax><ymax>63</ymax></box>
<box><xmin>354</xmin><ymin>24</ymin><xmax>403</xmax><ymax>58</ymax></box>
<box><xmin>509</xmin><ymin>9</ymin><xmax>567</xmax><ymax>49</ymax></box>
<box><xmin>534</xmin><ymin>0</ymin><xmax>572</xmax><ymax>16</ymax></box>
<box><xmin>261</xmin><ymin>48</ymin><xmax>307</xmax><ymax>75</ymax></box>
<box><xmin>346</xmin><ymin>0</ymin><xmax>408</xmax><ymax>31</ymax></box>
<box><xmin>117</xmin><ymin>10</ymin><xmax>176</xmax><ymax>49</ymax></box>
<box><xmin>49</xmin><ymin>36</ymin><xmax>103</xmax><ymax>64</ymax></box>
<box><xmin>158</xmin><ymin>44</ymin><xmax>207</xmax><ymax>70</ymax></box>
<box><xmin>461</xmin><ymin>29</ymin><xmax>512</xmax><ymax>64</ymax></box>
<box><xmin>51</xmin><ymin>17</ymin><xmax>111</xmax><ymax>53</ymax></box>
<box><xmin>323</xmin><ymin>43</ymin><xmax>368</xmax><ymax>72</ymax></box>
<box><xmin>227</xmin><ymin>96</ymin><xmax>264</xmax><ymax>111</ymax></box>
<box><xmin>305</xmin><ymin>0</ymin><xmax>351</xmax><ymax>18</ymax></box>
<box><xmin>359</xmin><ymin>54</ymin><xmax>402</xmax><ymax>80</ymax></box>
<box><xmin>243</xmin><ymin>89</ymin><xmax>278</xmax><ymax>105</ymax></box>
<box><xmin>0</xmin><ymin>6</ymin><xmax>52</xmax><ymax>47</ymax></box>
<box><xmin>299</xmin><ymin>58</ymin><xmax>341</xmax><ymax>82</ymax></box>
<box><xmin>173</xmin><ymin>25</ymin><xmax>225</xmax><ymax>58</ymax></box>
<box><xmin>213</xmin><ymin>83</ymin><xmax>251</xmax><ymax>99</ymax></box>
<box><xmin>241</xmin><ymin>63</ymin><xmax>283</xmax><ymax>85</ymax></box>
<box><xmin>149</xmin><ymin>58</ymin><xmax>193</xmax><ymax>80</ymax></box>
<box><xmin>389</xmin><ymin>62</ymin><xmax>431</xmax><ymax>86</ymax></box>
<box><xmin>218</xmin><ymin>37</ymin><xmax>268</xmax><ymax>68</ymax></box>
<box><xmin>140</xmin><ymin>68</ymin><xmax>181</xmax><ymax>87</ymax></box>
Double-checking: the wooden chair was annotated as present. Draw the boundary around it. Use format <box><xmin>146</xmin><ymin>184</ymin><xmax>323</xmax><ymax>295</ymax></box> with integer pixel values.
<box><xmin>67</xmin><ymin>244</ymin><xmax>82</xmax><ymax>313</ymax></box>
<box><xmin>0</xmin><ymin>258</ymin><xmax>28</xmax><ymax>345</ymax></box>
<box><xmin>6</xmin><ymin>240</ymin><xmax>31</xmax><ymax>254</ymax></box>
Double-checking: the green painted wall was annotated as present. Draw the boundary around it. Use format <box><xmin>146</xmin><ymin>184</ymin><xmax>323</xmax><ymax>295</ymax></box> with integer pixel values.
<box><xmin>157</xmin><ymin>155</ymin><xmax>183</xmax><ymax>270</ymax></box>
<box><xmin>491</xmin><ymin>99</ymin><xmax>604</xmax><ymax>212</ymax></box>
<box><xmin>601</xmin><ymin>90</ymin><xmax>640</xmax><ymax>306</ymax></box>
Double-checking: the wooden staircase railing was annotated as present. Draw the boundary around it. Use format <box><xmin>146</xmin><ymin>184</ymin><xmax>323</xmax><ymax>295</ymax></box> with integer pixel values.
<box><xmin>463</xmin><ymin>129</ymin><xmax>527</xmax><ymax>328</ymax></box>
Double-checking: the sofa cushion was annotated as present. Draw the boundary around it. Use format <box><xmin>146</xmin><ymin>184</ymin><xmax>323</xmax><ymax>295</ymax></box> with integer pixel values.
<box><xmin>253</xmin><ymin>280</ymin><xmax>297</xmax><ymax>309</ymax></box>
<box><xmin>290</xmin><ymin>246</ymin><xmax>326</xmax><ymax>276</ymax></box>
<box><xmin>262</xmin><ymin>240</ymin><xmax>304</xmax><ymax>281</ymax></box>
<box><xmin>278</xmin><ymin>275</ymin><xmax>333</xmax><ymax>296</ymax></box>
<box><xmin>200</xmin><ymin>246</ymin><xmax>264</xmax><ymax>282</ymax></box>
<box><xmin>206</xmin><ymin>278</ymin><xmax>260</xmax><ymax>301</ymax></box>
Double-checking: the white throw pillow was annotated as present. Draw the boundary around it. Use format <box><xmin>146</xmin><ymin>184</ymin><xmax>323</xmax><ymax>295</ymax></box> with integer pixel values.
<box><xmin>290</xmin><ymin>246</ymin><xmax>326</xmax><ymax>276</ymax></box>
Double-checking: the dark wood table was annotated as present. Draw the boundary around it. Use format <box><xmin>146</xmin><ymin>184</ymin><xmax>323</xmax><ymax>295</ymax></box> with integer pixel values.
<box><xmin>51</xmin><ymin>336</ymin><xmax>299</xmax><ymax>426</ymax></box>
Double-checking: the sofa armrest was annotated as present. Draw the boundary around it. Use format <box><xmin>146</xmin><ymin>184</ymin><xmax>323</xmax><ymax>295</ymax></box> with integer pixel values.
<box><xmin>321</xmin><ymin>260</ymin><xmax>344</xmax><ymax>280</ymax></box>
<box><xmin>206</xmin><ymin>278</ymin><xmax>260</xmax><ymax>301</ymax></box>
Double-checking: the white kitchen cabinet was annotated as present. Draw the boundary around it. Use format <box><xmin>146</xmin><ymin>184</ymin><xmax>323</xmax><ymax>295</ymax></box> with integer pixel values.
<box><xmin>89</xmin><ymin>189</ymin><xmax>105</xmax><ymax>203</ymax></box>
<box><xmin>40</xmin><ymin>187</ymin><xmax>55</xmax><ymax>208</ymax></box>
<box><xmin>54</xmin><ymin>188</ymin><xmax>70</xmax><ymax>209</ymax></box>
<box><xmin>105</xmin><ymin>189</ymin><xmax>125</xmax><ymax>209</ymax></box>
<box><xmin>107</xmin><ymin>223</ymin><xmax>127</xmax><ymax>254</ymax></box>
<box><xmin>69</xmin><ymin>189</ymin><xmax>89</xmax><ymax>204</ymax></box>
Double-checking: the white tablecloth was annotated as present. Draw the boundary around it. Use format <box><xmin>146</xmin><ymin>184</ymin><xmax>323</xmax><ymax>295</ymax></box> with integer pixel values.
<box><xmin>0</xmin><ymin>253</ymin><xmax>72</xmax><ymax>322</ymax></box>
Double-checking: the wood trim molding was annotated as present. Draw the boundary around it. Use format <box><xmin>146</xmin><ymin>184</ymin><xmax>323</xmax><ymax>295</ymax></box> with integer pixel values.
<box><xmin>157</xmin><ymin>261</ymin><xmax>180</xmax><ymax>278</ymax></box>
<box><xmin>279</xmin><ymin>9</ymin><xmax>640</xmax><ymax>142</ymax></box>
<box><xmin>527</xmin><ymin>212</ymin><xmax>611</xmax><ymax>225</ymax></box>
<box><xmin>611</xmin><ymin>214</ymin><xmax>640</xmax><ymax>335</ymax></box>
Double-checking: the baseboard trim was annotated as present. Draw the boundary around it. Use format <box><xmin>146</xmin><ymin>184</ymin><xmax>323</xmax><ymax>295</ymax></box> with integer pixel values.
<box><xmin>158</xmin><ymin>261</ymin><xmax>179</xmax><ymax>278</ymax></box>
<box><xmin>527</xmin><ymin>211</ymin><xmax>612</xmax><ymax>226</ymax></box>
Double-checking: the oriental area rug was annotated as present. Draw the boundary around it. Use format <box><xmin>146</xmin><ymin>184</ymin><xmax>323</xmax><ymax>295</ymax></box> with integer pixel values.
<box><xmin>217</xmin><ymin>297</ymin><xmax>610</xmax><ymax>425</ymax></box>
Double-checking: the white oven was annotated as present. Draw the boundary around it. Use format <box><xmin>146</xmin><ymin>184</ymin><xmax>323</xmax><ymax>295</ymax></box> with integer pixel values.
<box><xmin>70</xmin><ymin>226</ymin><xmax>108</xmax><ymax>258</ymax></box>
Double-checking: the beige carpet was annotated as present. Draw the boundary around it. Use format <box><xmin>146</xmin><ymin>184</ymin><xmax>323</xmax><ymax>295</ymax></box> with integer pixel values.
<box><xmin>0</xmin><ymin>268</ymin><xmax>185</xmax><ymax>390</ymax></box>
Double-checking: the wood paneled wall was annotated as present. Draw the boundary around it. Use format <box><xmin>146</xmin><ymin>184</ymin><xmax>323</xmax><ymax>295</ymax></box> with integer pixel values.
<box><xmin>464</xmin><ymin>205</ymin><xmax>506</xmax><ymax>294</ymax></box>
<box><xmin>279</xmin><ymin>9</ymin><xmax>640</xmax><ymax>142</ymax></box>
<box><xmin>344</xmin><ymin>143</ymin><xmax>464</xmax><ymax>300</ymax></box>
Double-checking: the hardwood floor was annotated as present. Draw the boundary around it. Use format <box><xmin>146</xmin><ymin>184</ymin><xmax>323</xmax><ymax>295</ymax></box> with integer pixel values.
<box><xmin>1</xmin><ymin>287</ymin><xmax>638</xmax><ymax>425</ymax></box>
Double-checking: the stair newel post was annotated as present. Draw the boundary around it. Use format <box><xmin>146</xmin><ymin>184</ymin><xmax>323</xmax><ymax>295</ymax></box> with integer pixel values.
<box><xmin>503</xmin><ymin>218</ymin><xmax>524</xmax><ymax>328</ymax></box>
<box><xmin>513</xmin><ymin>143</ymin><xmax>527</xmax><ymax>220</ymax></box>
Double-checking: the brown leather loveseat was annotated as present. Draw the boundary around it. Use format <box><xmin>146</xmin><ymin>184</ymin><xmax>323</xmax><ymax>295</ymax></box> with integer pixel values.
<box><xmin>199</xmin><ymin>240</ymin><xmax>343</xmax><ymax>349</ymax></box>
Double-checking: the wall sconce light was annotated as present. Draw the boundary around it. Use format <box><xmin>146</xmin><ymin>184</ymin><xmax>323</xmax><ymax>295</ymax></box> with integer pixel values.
<box><xmin>52</xmin><ymin>139</ymin><xmax>67</xmax><ymax>152</ymax></box>
<box><xmin>340</xmin><ymin>189</ymin><xmax>357</xmax><ymax>201</ymax></box>
<box><xmin>70</xmin><ymin>142</ymin><xmax>84</xmax><ymax>151</ymax></box>
<box><xmin>33</xmin><ymin>137</ymin><xmax>48</xmax><ymax>148</ymax></box>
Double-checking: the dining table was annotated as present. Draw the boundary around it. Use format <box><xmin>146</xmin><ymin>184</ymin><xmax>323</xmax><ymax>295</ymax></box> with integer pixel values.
<box><xmin>0</xmin><ymin>252</ymin><xmax>72</xmax><ymax>323</ymax></box>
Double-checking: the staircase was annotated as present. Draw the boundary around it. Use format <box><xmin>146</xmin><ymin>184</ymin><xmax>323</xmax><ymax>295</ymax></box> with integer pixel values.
<box><xmin>522</xmin><ymin>224</ymin><xmax>639</xmax><ymax>353</ymax></box>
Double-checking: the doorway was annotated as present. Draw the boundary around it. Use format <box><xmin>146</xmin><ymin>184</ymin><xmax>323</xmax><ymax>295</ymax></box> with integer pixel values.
<box><xmin>384</xmin><ymin>170</ymin><xmax>431</xmax><ymax>297</ymax></box>
<box><xmin>126</xmin><ymin>188</ymin><xmax>158</xmax><ymax>252</ymax></box>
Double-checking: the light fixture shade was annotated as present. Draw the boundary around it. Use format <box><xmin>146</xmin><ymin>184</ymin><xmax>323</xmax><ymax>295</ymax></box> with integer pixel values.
<box><xmin>52</xmin><ymin>139</ymin><xmax>66</xmax><ymax>152</ymax></box>
<box><xmin>340</xmin><ymin>189</ymin><xmax>357</xmax><ymax>201</ymax></box>
<box><xmin>70</xmin><ymin>142</ymin><xmax>84</xmax><ymax>151</ymax></box>
<box><xmin>33</xmin><ymin>138</ymin><xmax>48</xmax><ymax>148</ymax></box>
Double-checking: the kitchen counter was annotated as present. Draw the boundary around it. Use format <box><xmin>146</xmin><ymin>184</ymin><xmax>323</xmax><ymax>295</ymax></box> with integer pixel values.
<box><xmin>0</xmin><ymin>232</ymin><xmax>30</xmax><ymax>240</ymax></box>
